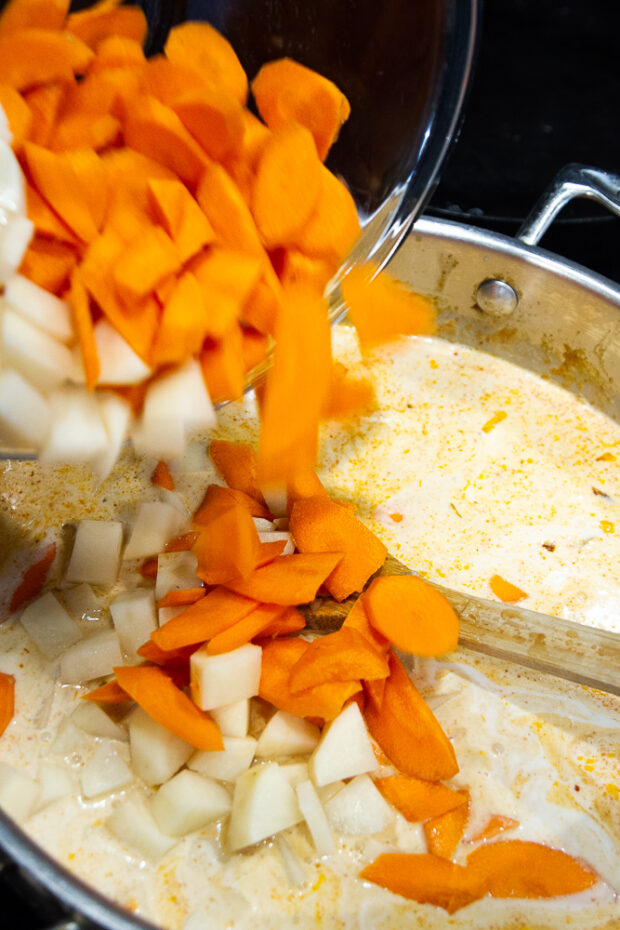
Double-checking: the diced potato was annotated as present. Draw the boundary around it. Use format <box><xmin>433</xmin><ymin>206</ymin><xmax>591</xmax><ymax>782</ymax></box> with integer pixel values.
<box><xmin>1</xmin><ymin>305</ymin><xmax>74</xmax><ymax>392</ymax></box>
<box><xmin>0</xmin><ymin>139</ymin><xmax>25</xmax><ymax>214</ymax></box>
<box><xmin>308</xmin><ymin>702</ymin><xmax>377</xmax><ymax>786</ymax></box>
<box><xmin>227</xmin><ymin>763</ymin><xmax>303</xmax><ymax>852</ymax></box>
<box><xmin>110</xmin><ymin>589</ymin><xmax>158</xmax><ymax>663</ymax></box>
<box><xmin>316</xmin><ymin>781</ymin><xmax>345</xmax><ymax>805</ymax></box>
<box><xmin>256</xmin><ymin>710</ymin><xmax>320</xmax><ymax>758</ymax></box>
<box><xmin>190</xmin><ymin>643</ymin><xmax>262</xmax><ymax>711</ymax></box>
<box><xmin>210</xmin><ymin>699</ymin><xmax>249</xmax><ymax>738</ymax></box>
<box><xmin>159</xmin><ymin>606</ymin><xmax>185</xmax><ymax>626</ymax></box>
<box><xmin>123</xmin><ymin>501</ymin><xmax>188</xmax><ymax>560</ymax></box>
<box><xmin>94</xmin><ymin>318</ymin><xmax>152</xmax><ymax>385</ymax></box>
<box><xmin>20</xmin><ymin>591</ymin><xmax>81</xmax><ymax>659</ymax></box>
<box><xmin>4</xmin><ymin>274</ymin><xmax>74</xmax><ymax>342</ymax></box>
<box><xmin>279</xmin><ymin>762</ymin><xmax>310</xmax><ymax>789</ymax></box>
<box><xmin>0</xmin><ymin>367</ymin><xmax>50</xmax><ymax>448</ymax></box>
<box><xmin>129</xmin><ymin>707</ymin><xmax>193</xmax><ymax>786</ymax></box>
<box><xmin>188</xmin><ymin>736</ymin><xmax>256</xmax><ymax>782</ymax></box>
<box><xmin>107</xmin><ymin>798</ymin><xmax>176</xmax><ymax>861</ymax></box>
<box><xmin>149</xmin><ymin>769</ymin><xmax>231</xmax><ymax>837</ymax></box>
<box><xmin>0</xmin><ymin>761</ymin><xmax>40</xmax><ymax>821</ymax></box>
<box><xmin>81</xmin><ymin>742</ymin><xmax>133</xmax><ymax>799</ymax></box>
<box><xmin>40</xmin><ymin>386</ymin><xmax>109</xmax><ymax>466</ymax></box>
<box><xmin>65</xmin><ymin>519</ymin><xmax>123</xmax><ymax>586</ymax></box>
<box><xmin>275</xmin><ymin>834</ymin><xmax>306</xmax><ymax>886</ymax></box>
<box><xmin>132</xmin><ymin>415</ymin><xmax>185</xmax><ymax>460</ymax></box>
<box><xmin>71</xmin><ymin>701</ymin><xmax>127</xmax><ymax>741</ymax></box>
<box><xmin>91</xmin><ymin>392</ymin><xmax>132</xmax><ymax>482</ymax></box>
<box><xmin>0</xmin><ymin>216</ymin><xmax>33</xmax><ymax>278</ymax></box>
<box><xmin>296</xmin><ymin>779</ymin><xmax>335</xmax><ymax>855</ymax></box>
<box><xmin>49</xmin><ymin>718</ymin><xmax>92</xmax><ymax>757</ymax></box>
<box><xmin>59</xmin><ymin>630</ymin><xmax>122</xmax><ymax>684</ymax></box>
<box><xmin>155</xmin><ymin>551</ymin><xmax>201</xmax><ymax>601</ymax></box>
<box><xmin>324</xmin><ymin>774</ymin><xmax>393</xmax><ymax>835</ymax></box>
<box><xmin>35</xmin><ymin>761</ymin><xmax>76</xmax><ymax>812</ymax></box>
<box><xmin>252</xmin><ymin>518</ymin><xmax>274</xmax><ymax>532</ymax></box>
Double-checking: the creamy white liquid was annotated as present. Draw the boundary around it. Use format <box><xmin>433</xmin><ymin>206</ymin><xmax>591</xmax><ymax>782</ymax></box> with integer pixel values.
<box><xmin>0</xmin><ymin>328</ymin><xmax>619</xmax><ymax>929</ymax></box>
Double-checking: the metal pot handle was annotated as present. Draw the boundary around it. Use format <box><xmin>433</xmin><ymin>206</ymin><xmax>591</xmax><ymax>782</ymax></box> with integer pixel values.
<box><xmin>517</xmin><ymin>163</ymin><xmax>620</xmax><ymax>246</ymax></box>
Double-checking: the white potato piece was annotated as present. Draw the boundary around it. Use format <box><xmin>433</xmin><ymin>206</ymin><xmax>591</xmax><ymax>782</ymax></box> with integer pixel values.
<box><xmin>0</xmin><ymin>106</ymin><xmax>10</xmax><ymax>144</ymax></box>
<box><xmin>94</xmin><ymin>319</ymin><xmax>152</xmax><ymax>385</ymax></box>
<box><xmin>129</xmin><ymin>707</ymin><xmax>193</xmax><ymax>786</ymax></box>
<box><xmin>279</xmin><ymin>762</ymin><xmax>310</xmax><ymax>789</ymax></box>
<box><xmin>316</xmin><ymin>781</ymin><xmax>345</xmax><ymax>805</ymax></box>
<box><xmin>1</xmin><ymin>307</ymin><xmax>75</xmax><ymax>392</ymax></box>
<box><xmin>61</xmin><ymin>583</ymin><xmax>106</xmax><ymax>625</ymax></box>
<box><xmin>49</xmin><ymin>718</ymin><xmax>92</xmax><ymax>757</ymax></box>
<box><xmin>309</xmin><ymin>702</ymin><xmax>377</xmax><ymax>787</ymax></box>
<box><xmin>81</xmin><ymin>742</ymin><xmax>133</xmax><ymax>799</ymax></box>
<box><xmin>132</xmin><ymin>415</ymin><xmax>185</xmax><ymax>460</ymax></box>
<box><xmin>40</xmin><ymin>386</ymin><xmax>109</xmax><ymax>466</ymax></box>
<box><xmin>123</xmin><ymin>501</ymin><xmax>188</xmax><ymax>560</ymax></box>
<box><xmin>0</xmin><ymin>761</ymin><xmax>40</xmax><ymax>822</ymax></box>
<box><xmin>188</xmin><ymin>736</ymin><xmax>256</xmax><ymax>782</ymax></box>
<box><xmin>257</xmin><ymin>530</ymin><xmax>295</xmax><ymax>555</ymax></box>
<box><xmin>142</xmin><ymin>358</ymin><xmax>216</xmax><ymax>431</ymax></box>
<box><xmin>35</xmin><ymin>761</ymin><xmax>76</xmax><ymax>812</ymax></box>
<box><xmin>0</xmin><ymin>216</ymin><xmax>33</xmax><ymax>277</ymax></box>
<box><xmin>149</xmin><ymin>769</ymin><xmax>231</xmax><ymax>837</ymax></box>
<box><xmin>256</xmin><ymin>710</ymin><xmax>320</xmax><ymax>759</ymax></box>
<box><xmin>20</xmin><ymin>591</ymin><xmax>81</xmax><ymax>659</ymax></box>
<box><xmin>110</xmin><ymin>589</ymin><xmax>157</xmax><ymax>663</ymax></box>
<box><xmin>155</xmin><ymin>551</ymin><xmax>201</xmax><ymax>601</ymax></box>
<box><xmin>259</xmin><ymin>484</ymin><xmax>287</xmax><ymax>517</ymax></box>
<box><xmin>65</xmin><ymin>520</ymin><xmax>123</xmax><ymax>586</ymax></box>
<box><xmin>0</xmin><ymin>368</ymin><xmax>50</xmax><ymax>448</ymax></box>
<box><xmin>252</xmin><ymin>518</ymin><xmax>274</xmax><ymax>532</ymax></box>
<box><xmin>4</xmin><ymin>275</ymin><xmax>74</xmax><ymax>342</ymax></box>
<box><xmin>324</xmin><ymin>774</ymin><xmax>393</xmax><ymax>835</ymax></box>
<box><xmin>91</xmin><ymin>392</ymin><xmax>132</xmax><ymax>481</ymax></box>
<box><xmin>0</xmin><ymin>140</ymin><xmax>25</xmax><ymax>215</ymax></box>
<box><xmin>296</xmin><ymin>779</ymin><xmax>335</xmax><ymax>856</ymax></box>
<box><xmin>190</xmin><ymin>643</ymin><xmax>262</xmax><ymax>711</ymax></box>
<box><xmin>275</xmin><ymin>834</ymin><xmax>306</xmax><ymax>887</ymax></box>
<box><xmin>227</xmin><ymin>763</ymin><xmax>303</xmax><ymax>852</ymax></box>
<box><xmin>59</xmin><ymin>630</ymin><xmax>122</xmax><ymax>684</ymax></box>
<box><xmin>71</xmin><ymin>701</ymin><xmax>127</xmax><ymax>742</ymax></box>
<box><xmin>107</xmin><ymin>798</ymin><xmax>176</xmax><ymax>861</ymax></box>
<box><xmin>210</xmin><ymin>699</ymin><xmax>249</xmax><ymax>738</ymax></box>
<box><xmin>159</xmin><ymin>606</ymin><xmax>185</xmax><ymax>627</ymax></box>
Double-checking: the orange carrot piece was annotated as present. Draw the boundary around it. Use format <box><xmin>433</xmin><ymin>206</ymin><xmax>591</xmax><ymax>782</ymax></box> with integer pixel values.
<box><xmin>23</xmin><ymin>81</ymin><xmax>66</xmax><ymax>147</ymax></box>
<box><xmin>151</xmin><ymin>271</ymin><xmax>209</xmax><ymax>367</ymax></box>
<box><xmin>19</xmin><ymin>236</ymin><xmax>77</xmax><ymax>294</ymax></box>
<box><xmin>25</xmin><ymin>182</ymin><xmax>79</xmax><ymax>244</ymax></box>
<box><xmin>142</xmin><ymin>55</ymin><xmax>209</xmax><ymax>108</ymax></box>
<box><xmin>123</xmin><ymin>95</ymin><xmax>210</xmax><ymax>188</ymax></box>
<box><xmin>241</xmin><ymin>276</ymin><xmax>281</xmax><ymax>336</ymax></box>
<box><xmin>164</xmin><ymin>21</ymin><xmax>248</xmax><ymax>104</ymax></box>
<box><xmin>0</xmin><ymin>84</ymin><xmax>32</xmax><ymax>147</ymax></box>
<box><xmin>190</xmin><ymin>247</ymin><xmax>264</xmax><ymax>337</ymax></box>
<box><xmin>196</xmin><ymin>162</ymin><xmax>264</xmax><ymax>256</ymax></box>
<box><xmin>0</xmin><ymin>0</ymin><xmax>69</xmax><ymax>34</ymax></box>
<box><xmin>259</xmin><ymin>638</ymin><xmax>361</xmax><ymax>721</ymax></box>
<box><xmin>191</xmin><ymin>485</ymin><xmax>261</xmax><ymax>585</ymax></box>
<box><xmin>255</xmin><ymin>538</ymin><xmax>287</xmax><ymax>566</ymax></box>
<box><xmin>364</xmin><ymin>652</ymin><xmax>459</xmax><ymax>782</ymax></box>
<box><xmin>194</xmin><ymin>482</ymin><xmax>272</xmax><ymax>523</ymax></box>
<box><xmin>164</xmin><ymin>532</ymin><xmax>198</xmax><ymax>553</ymax></box>
<box><xmin>280</xmin><ymin>249</ymin><xmax>334</xmax><ymax>293</ymax></box>
<box><xmin>135</xmin><ymin>640</ymin><xmax>195</xmax><ymax>668</ymax></box>
<box><xmin>294</xmin><ymin>165</ymin><xmax>360</xmax><ymax>263</ymax></box>
<box><xmin>114</xmin><ymin>665</ymin><xmax>223</xmax><ymax>751</ymax></box>
<box><xmin>467</xmin><ymin>840</ymin><xmax>599</xmax><ymax>900</ymax></box>
<box><xmin>375</xmin><ymin>775</ymin><xmax>468</xmax><ymax>824</ymax></box>
<box><xmin>148</xmin><ymin>178</ymin><xmax>215</xmax><ymax>264</ymax></box>
<box><xmin>342</xmin><ymin>265</ymin><xmax>436</xmax><ymax>351</ymax></box>
<box><xmin>489</xmin><ymin>574</ymin><xmax>528</xmax><ymax>603</ymax></box>
<box><xmin>67</xmin><ymin>1</ymin><xmax>147</xmax><ymax>49</ymax></box>
<box><xmin>240</xmin><ymin>326</ymin><xmax>269</xmax><ymax>374</ymax></box>
<box><xmin>0</xmin><ymin>29</ymin><xmax>94</xmax><ymax>89</ymax></box>
<box><xmin>113</xmin><ymin>223</ymin><xmax>181</xmax><ymax>304</ymax></box>
<box><xmin>50</xmin><ymin>111</ymin><xmax>121</xmax><ymax>152</ymax></box>
<box><xmin>69</xmin><ymin>269</ymin><xmax>99</xmax><ymax>391</ymax></box>
<box><xmin>322</xmin><ymin>362</ymin><xmax>375</xmax><ymax>420</ymax></box>
<box><xmin>200</xmin><ymin>330</ymin><xmax>246</xmax><ymax>405</ymax></box>
<box><xmin>10</xmin><ymin>541</ymin><xmax>56</xmax><ymax>612</ymax></box>
<box><xmin>157</xmin><ymin>588</ymin><xmax>205</xmax><ymax>609</ymax></box>
<box><xmin>224</xmin><ymin>552</ymin><xmax>343</xmax><ymax>606</ymax></box>
<box><xmin>206</xmin><ymin>602</ymin><xmax>287</xmax><ymax>655</ymax></box>
<box><xmin>258</xmin><ymin>605</ymin><xmax>306</xmax><ymax>639</ymax></box>
<box><xmin>209</xmin><ymin>440</ymin><xmax>265</xmax><ymax>505</ymax></box>
<box><xmin>289</xmin><ymin>495</ymin><xmax>387</xmax><ymax>602</ymax></box>
<box><xmin>251</xmin><ymin>122</ymin><xmax>322</xmax><ymax>248</ymax></box>
<box><xmin>140</xmin><ymin>558</ymin><xmax>158</xmax><ymax>580</ymax></box>
<box><xmin>288</xmin><ymin>627</ymin><xmax>389</xmax><ymax>693</ymax></box>
<box><xmin>360</xmin><ymin>853</ymin><xmax>481</xmax><ymax>914</ymax></box>
<box><xmin>89</xmin><ymin>34</ymin><xmax>146</xmax><ymax>71</ymax></box>
<box><xmin>151</xmin><ymin>586</ymin><xmax>258</xmax><ymax>651</ymax></box>
<box><xmin>252</xmin><ymin>58</ymin><xmax>350</xmax><ymax>161</ymax></box>
<box><xmin>82</xmin><ymin>679</ymin><xmax>131</xmax><ymax>703</ymax></box>
<box><xmin>173</xmin><ymin>87</ymin><xmax>245</xmax><ymax>161</ymax></box>
<box><xmin>423</xmin><ymin>791</ymin><xmax>470</xmax><ymax>859</ymax></box>
<box><xmin>468</xmin><ymin>814</ymin><xmax>519</xmax><ymax>844</ymax></box>
<box><xmin>363</xmin><ymin>575</ymin><xmax>459</xmax><ymax>657</ymax></box>
<box><xmin>286</xmin><ymin>467</ymin><xmax>328</xmax><ymax>514</ymax></box>
<box><xmin>151</xmin><ymin>460</ymin><xmax>174</xmax><ymax>491</ymax></box>
<box><xmin>342</xmin><ymin>596</ymin><xmax>390</xmax><ymax>655</ymax></box>
<box><xmin>0</xmin><ymin>672</ymin><xmax>15</xmax><ymax>737</ymax></box>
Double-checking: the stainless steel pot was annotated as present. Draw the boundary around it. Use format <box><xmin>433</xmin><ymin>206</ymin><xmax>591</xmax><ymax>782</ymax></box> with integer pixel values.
<box><xmin>1</xmin><ymin>164</ymin><xmax>619</xmax><ymax>930</ymax></box>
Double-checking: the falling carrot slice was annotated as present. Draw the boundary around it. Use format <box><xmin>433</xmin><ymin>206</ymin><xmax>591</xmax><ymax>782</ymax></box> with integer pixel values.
<box><xmin>363</xmin><ymin>575</ymin><xmax>459</xmax><ymax>657</ymax></box>
<box><xmin>83</xmin><ymin>679</ymin><xmax>131</xmax><ymax>703</ymax></box>
<box><xmin>209</xmin><ymin>440</ymin><xmax>266</xmax><ymax>505</ymax></box>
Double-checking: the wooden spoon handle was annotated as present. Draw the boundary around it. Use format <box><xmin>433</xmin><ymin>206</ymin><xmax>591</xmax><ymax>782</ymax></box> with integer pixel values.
<box><xmin>300</xmin><ymin>554</ymin><xmax>620</xmax><ymax>697</ymax></box>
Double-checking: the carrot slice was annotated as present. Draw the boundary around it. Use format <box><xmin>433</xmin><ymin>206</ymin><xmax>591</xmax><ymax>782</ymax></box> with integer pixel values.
<box><xmin>342</xmin><ymin>596</ymin><xmax>389</xmax><ymax>655</ymax></box>
<box><xmin>364</xmin><ymin>652</ymin><xmax>458</xmax><ymax>782</ymax></box>
<box><xmin>70</xmin><ymin>269</ymin><xmax>100</xmax><ymax>391</ymax></box>
<box><xmin>251</xmin><ymin>122</ymin><xmax>322</xmax><ymax>248</ymax></box>
<box><xmin>19</xmin><ymin>236</ymin><xmax>77</xmax><ymax>294</ymax></box>
<box><xmin>489</xmin><ymin>574</ymin><xmax>528</xmax><ymax>603</ymax></box>
<box><xmin>140</xmin><ymin>558</ymin><xmax>158</xmax><ymax>580</ymax></box>
<box><xmin>0</xmin><ymin>83</ymin><xmax>32</xmax><ymax>147</ymax></box>
<box><xmin>0</xmin><ymin>673</ymin><xmax>15</xmax><ymax>737</ymax></box>
<box><xmin>242</xmin><ymin>276</ymin><xmax>281</xmax><ymax>336</ymax></box>
<box><xmin>375</xmin><ymin>775</ymin><xmax>468</xmax><ymax>824</ymax></box>
<box><xmin>286</xmin><ymin>467</ymin><xmax>328</xmax><ymax>514</ymax></box>
<box><xmin>23</xmin><ymin>82</ymin><xmax>65</xmax><ymax>147</ymax></box>
<box><xmin>363</xmin><ymin>575</ymin><xmax>459</xmax><ymax>657</ymax></box>
<box><xmin>196</xmin><ymin>162</ymin><xmax>264</xmax><ymax>256</ymax></box>
<box><xmin>157</xmin><ymin>588</ymin><xmax>205</xmax><ymax>609</ymax></box>
<box><xmin>289</xmin><ymin>495</ymin><xmax>387</xmax><ymax>601</ymax></box>
<box><xmin>0</xmin><ymin>28</ymin><xmax>94</xmax><ymax>89</ymax></box>
<box><xmin>423</xmin><ymin>791</ymin><xmax>470</xmax><ymax>858</ymax></box>
<box><xmin>288</xmin><ymin>627</ymin><xmax>389</xmax><ymax>693</ymax></box>
<box><xmin>258</xmin><ymin>605</ymin><xmax>306</xmax><ymax>639</ymax></box>
<box><xmin>113</xmin><ymin>223</ymin><xmax>181</xmax><ymax>304</ymax></box>
<box><xmin>89</xmin><ymin>34</ymin><xmax>146</xmax><ymax>71</ymax></box>
<box><xmin>114</xmin><ymin>665</ymin><xmax>223</xmax><ymax>751</ymax></box>
<box><xmin>191</xmin><ymin>485</ymin><xmax>261</xmax><ymax>585</ymax></box>
<box><xmin>164</xmin><ymin>532</ymin><xmax>198</xmax><ymax>553</ymax></box>
<box><xmin>224</xmin><ymin>552</ymin><xmax>343</xmax><ymax>606</ymax></box>
<box><xmin>67</xmin><ymin>1</ymin><xmax>147</xmax><ymax>49</ymax></box>
<box><xmin>164</xmin><ymin>21</ymin><xmax>248</xmax><ymax>104</ymax></box>
<box><xmin>173</xmin><ymin>87</ymin><xmax>245</xmax><ymax>161</ymax></box>
<box><xmin>360</xmin><ymin>853</ymin><xmax>481</xmax><ymax>914</ymax></box>
<box><xmin>147</xmin><ymin>177</ymin><xmax>215</xmax><ymax>263</ymax></box>
<box><xmin>194</xmin><ymin>484</ymin><xmax>272</xmax><ymax>522</ymax></box>
<box><xmin>294</xmin><ymin>165</ymin><xmax>360</xmax><ymax>264</ymax></box>
<box><xmin>206</xmin><ymin>602</ymin><xmax>287</xmax><ymax>655</ymax></box>
<box><xmin>467</xmin><ymin>840</ymin><xmax>599</xmax><ymax>900</ymax></box>
<box><xmin>83</xmin><ymin>679</ymin><xmax>131</xmax><ymax>703</ymax></box>
<box><xmin>135</xmin><ymin>640</ymin><xmax>195</xmax><ymax>668</ymax></box>
<box><xmin>151</xmin><ymin>586</ymin><xmax>258</xmax><ymax>651</ymax></box>
<box><xmin>322</xmin><ymin>362</ymin><xmax>375</xmax><ymax>420</ymax></box>
<box><xmin>0</xmin><ymin>0</ymin><xmax>69</xmax><ymax>34</ymax></box>
<box><xmin>251</xmin><ymin>58</ymin><xmax>350</xmax><ymax>161</ymax></box>
<box><xmin>259</xmin><ymin>638</ymin><xmax>361</xmax><ymax>721</ymax></box>
<box><xmin>469</xmin><ymin>814</ymin><xmax>519</xmax><ymax>844</ymax></box>
<box><xmin>50</xmin><ymin>111</ymin><xmax>121</xmax><ymax>152</ymax></box>
<box><xmin>240</xmin><ymin>326</ymin><xmax>269</xmax><ymax>375</ymax></box>
<box><xmin>151</xmin><ymin>460</ymin><xmax>174</xmax><ymax>491</ymax></box>
<box><xmin>10</xmin><ymin>541</ymin><xmax>56</xmax><ymax>612</ymax></box>
<box><xmin>209</xmin><ymin>440</ymin><xmax>265</xmax><ymax>505</ymax></box>
<box><xmin>280</xmin><ymin>249</ymin><xmax>334</xmax><ymax>293</ymax></box>
<box><xmin>25</xmin><ymin>182</ymin><xmax>79</xmax><ymax>244</ymax></box>
<box><xmin>151</xmin><ymin>271</ymin><xmax>209</xmax><ymax>367</ymax></box>
<box><xmin>342</xmin><ymin>265</ymin><xmax>436</xmax><ymax>351</ymax></box>
<box><xmin>200</xmin><ymin>330</ymin><xmax>246</xmax><ymax>405</ymax></box>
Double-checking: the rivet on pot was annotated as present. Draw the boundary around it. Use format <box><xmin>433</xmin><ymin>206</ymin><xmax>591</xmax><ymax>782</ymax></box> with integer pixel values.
<box><xmin>475</xmin><ymin>279</ymin><xmax>519</xmax><ymax>316</ymax></box>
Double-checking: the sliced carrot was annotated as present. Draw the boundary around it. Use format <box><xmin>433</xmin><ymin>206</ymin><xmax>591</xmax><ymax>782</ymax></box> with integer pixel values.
<box><xmin>289</xmin><ymin>495</ymin><xmax>387</xmax><ymax>601</ymax></box>
<box><xmin>200</xmin><ymin>329</ymin><xmax>246</xmax><ymax>405</ymax></box>
<box><xmin>0</xmin><ymin>0</ymin><xmax>69</xmax><ymax>34</ymax></box>
<box><xmin>251</xmin><ymin>57</ymin><xmax>350</xmax><ymax>161</ymax></box>
<box><xmin>67</xmin><ymin>1</ymin><xmax>147</xmax><ymax>49</ymax></box>
<box><xmin>258</xmin><ymin>605</ymin><xmax>305</xmax><ymax>639</ymax></box>
<box><xmin>295</xmin><ymin>166</ymin><xmax>360</xmax><ymax>265</ymax></box>
<box><xmin>323</xmin><ymin>362</ymin><xmax>375</xmax><ymax>420</ymax></box>
<box><xmin>209</xmin><ymin>440</ymin><xmax>265</xmax><ymax>505</ymax></box>
<box><xmin>157</xmin><ymin>588</ymin><xmax>205</xmax><ymax>609</ymax></box>
<box><xmin>196</xmin><ymin>162</ymin><xmax>264</xmax><ymax>256</ymax></box>
<box><xmin>342</xmin><ymin>596</ymin><xmax>389</xmax><ymax>655</ymax></box>
<box><xmin>151</xmin><ymin>586</ymin><xmax>257</xmax><ymax>651</ymax></box>
<box><xmin>489</xmin><ymin>574</ymin><xmax>528</xmax><ymax>603</ymax></box>
<box><xmin>190</xmin><ymin>248</ymin><xmax>264</xmax><ymax>336</ymax></box>
<box><xmin>194</xmin><ymin>483</ymin><xmax>272</xmax><ymax>523</ymax></box>
<box><xmin>286</xmin><ymin>467</ymin><xmax>328</xmax><ymax>514</ymax></box>
<box><xmin>360</xmin><ymin>853</ymin><xmax>481</xmax><ymax>914</ymax></box>
<box><xmin>173</xmin><ymin>87</ymin><xmax>245</xmax><ymax>161</ymax></box>
<box><xmin>25</xmin><ymin>182</ymin><xmax>79</xmax><ymax>244</ymax></box>
<box><xmin>280</xmin><ymin>249</ymin><xmax>334</xmax><ymax>293</ymax></box>
<box><xmin>342</xmin><ymin>265</ymin><xmax>436</xmax><ymax>351</ymax></box>
<box><xmin>0</xmin><ymin>83</ymin><xmax>32</xmax><ymax>147</ymax></box>
<box><xmin>164</xmin><ymin>21</ymin><xmax>248</xmax><ymax>104</ymax></box>
<box><xmin>89</xmin><ymin>34</ymin><xmax>146</xmax><ymax>71</ymax></box>
<box><xmin>23</xmin><ymin>81</ymin><xmax>66</xmax><ymax>147</ymax></box>
<box><xmin>363</xmin><ymin>575</ymin><xmax>459</xmax><ymax>657</ymax></box>
<box><xmin>288</xmin><ymin>627</ymin><xmax>389</xmax><ymax>693</ymax></box>
<box><xmin>135</xmin><ymin>640</ymin><xmax>196</xmax><ymax>668</ymax></box>
<box><xmin>50</xmin><ymin>111</ymin><xmax>121</xmax><ymax>152</ymax></box>
<box><xmin>255</xmin><ymin>538</ymin><xmax>287</xmax><ymax>566</ymax></box>
<box><xmin>164</xmin><ymin>532</ymin><xmax>198</xmax><ymax>553</ymax></box>
<box><xmin>241</xmin><ymin>276</ymin><xmax>281</xmax><ymax>336</ymax></box>
<box><xmin>224</xmin><ymin>552</ymin><xmax>343</xmax><ymax>606</ymax></box>
<box><xmin>206</xmin><ymin>602</ymin><xmax>287</xmax><ymax>655</ymax></box>
<box><xmin>469</xmin><ymin>814</ymin><xmax>519</xmax><ymax>844</ymax></box>
<box><xmin>113</xmin><ymin>223</ymin><xmax>181</xmax><ymax>304</ymax></box>
<box><xmin>364</xmin><ymin>652</ymin><xmax>459</xmax><ymax>782</ymax></box>
<box><xmin>147</xmin><ymin>178</ymin><xmax>215</xmax><ymax>264</ymax></box>
<box><xmin>0</xmin><ymin>673</ymin><xmax>15</xmax><ymax>737</ymax></box>
<box><xmin>0</xmin><ymin>28</ymin><xmax>94</xmax><ymax>89</ymax></box>
<box><xmin>19</xmin><ymin>236</ymin><xmax>77</xmax><ymax>294</ymax></box>
<box><xmin>240</xmin><ymin>326</ymin><xmax>269</xmax><ymax>375</ymax></box>
<box><xmin>114</xmin><ymin>665</ymin><xmax>223</xmax><ymax>751</ymax></box>
<box><xmin>259</xmin><ymin>637</ymin><xmax>361</xmax><ymax>721</ymax></box>
<box><xmin>69</xmin><ymin>268</ymin><xmax>99</xmax><ymax>391</ymax></box>
<box><xmin>151</xmin><ymin>271</ymin><xmax>209</xmax><ymax>367</ymax></box>
<box><xmin>142</xmin><ymin>55</ymin><xmax>209</xmax><ymax>109</ymax></box>
<box><xmin>82</xmin><ymin>679</ymin><xmax>131</xmax><ymax>703</ymax></box>
<box><xmin>374</xmin><ymin>775</ymin><xmax>468</xmax><ymax>824</ymax></box>
<box><xmin>10</xmin><ymin>541</ymin><xmax>56</xmax><ymax>612</ymax></box>
<box><xmin>191</xmin><ymin>485</ymin><xmax>261</xmax><ymax>585</ymax></box>
<box><xmin>423</xmin><ymin>791</ymin><xmax>470</xmax><ymax>859</ymax></box>
<box><xmin>139</xmin><ymin>558</ymin><xmax>158</xmax><ymax>580</ymax></box>
<box><xmin>251</xmin><ymin>122</ymin><xmax>323</xmax><ymax>248</ymax></box>
<box><xmin>151</xmin><ymin>460</ymin><xmax>174</xmax><ymax>491</ymax></box>
<box><xmin>467</xmin><ymin>840</ymin><xmax>599</xmax><ymax>900</ymax></box>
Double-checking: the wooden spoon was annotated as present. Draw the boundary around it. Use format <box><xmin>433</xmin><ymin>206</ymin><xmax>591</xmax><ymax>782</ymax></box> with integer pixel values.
<box><xmin>299</xmin><ymin>554</ymin><xmax>620</xmax><ymax>697</ymax></box>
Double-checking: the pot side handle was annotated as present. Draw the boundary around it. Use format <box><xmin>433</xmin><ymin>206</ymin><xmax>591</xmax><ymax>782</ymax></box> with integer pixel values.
<box><xmin>517</xmin><ymin>163</ymin><xmax>620</xmax><ymax>247</ymax></box>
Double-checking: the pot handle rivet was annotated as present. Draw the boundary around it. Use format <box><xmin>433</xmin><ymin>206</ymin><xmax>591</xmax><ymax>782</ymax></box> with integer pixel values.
<box><xmin>475</xmin><ymin>278</ymin><xmax>519</xmax><ymax>315</ymax></box>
